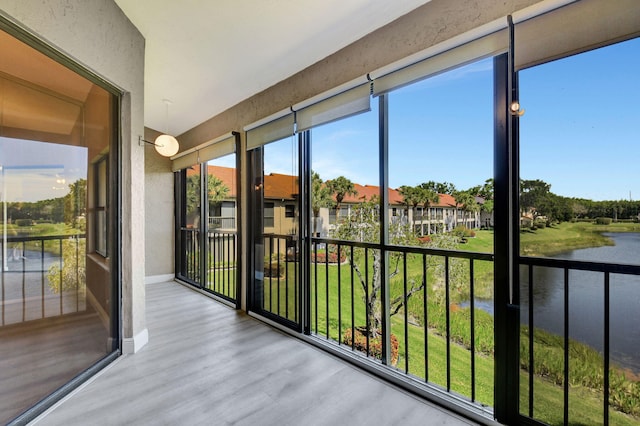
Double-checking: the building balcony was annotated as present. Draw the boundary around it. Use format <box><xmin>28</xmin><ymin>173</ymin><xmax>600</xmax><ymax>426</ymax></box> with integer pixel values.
<box><xmin>32</xmin><ymin>280</ymin><xmax>479</xmax><ymax>425</ymax></box>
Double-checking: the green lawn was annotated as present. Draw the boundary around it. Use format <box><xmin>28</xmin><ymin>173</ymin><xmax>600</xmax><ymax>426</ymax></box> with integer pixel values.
<box><xmin>520</xmin><ymin>221</ymin><xmax>640</xmax><ymax>257</ymax></box>
<box><xmin>256</xmin><ymin>226</ymin><xmax>640</xmax><ymax>425</ymax></box>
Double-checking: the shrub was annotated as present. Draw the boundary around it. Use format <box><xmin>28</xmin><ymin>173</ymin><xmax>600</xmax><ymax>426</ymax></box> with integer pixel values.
<box><xmin>15</xmin><ymin>219</ymin><xmax>33</xmax><ymax>227</ymax></box>
<box><xmin>343</xmin><ymin>328</ymin><xmax>399</xmax><ymax>366</ymax></box>
<box><xmin>311</xmin><ymin>251</ymin><xmax>346</xmax><ymax>264</ymax></box>
<box><xmin>453</xmin><ymin>225</ymin><xmax>475</xmax><ymax>238</ymax></box>
<box><xmin>596</xmin><ymin>217</ymin><xmax>613</xmax><ymax>225</ymax></box>
<box><xmin>263</xmin><ymin>261</ymin><xmax>283</xmax><ymax>278</ymax></box>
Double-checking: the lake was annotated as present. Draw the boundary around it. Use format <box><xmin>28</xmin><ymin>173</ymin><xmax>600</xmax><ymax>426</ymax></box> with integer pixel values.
<box><xmin>520</xmin><ymin>232</ymin><xmax>640</xmax><ymax>373</ymax></box>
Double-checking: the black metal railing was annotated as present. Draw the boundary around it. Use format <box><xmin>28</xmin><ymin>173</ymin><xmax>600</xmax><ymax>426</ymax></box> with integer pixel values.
<box><xmin>206</xmin><ymin>231</ymin><xmax>237</xmax><ymax>302</ymax></box>
<box><xmin>180</xmin><ymin>228</ymin><xmax>201</xmax><ymax>283</ymax></box>
<box><xmin>180</xmin><ymin>228</ymin><xmax>238</xmax><ymax>303</ymax></box>
<box><xmin>260</xmin><ymin>233</ymin><xmax>298</xmax><ymax>325</ymax></box>
<box><xmin>518</xmin><ymin>256</ymin><xmax>640</xmax><ymax>426</ymax></box>
<box><xmin>1</xmin><ymin>234</ymin><xmax>86</xmax><ymax>326</ymax></box>
<box><xmin>208</xmin><ymin>216</ymin><xmax>236</xmax><ymax>230</ymax></box>
<box><xmin>310</xmin><ymin>236</ymin><xmax>494</xmax><ymax>409</ymax></box>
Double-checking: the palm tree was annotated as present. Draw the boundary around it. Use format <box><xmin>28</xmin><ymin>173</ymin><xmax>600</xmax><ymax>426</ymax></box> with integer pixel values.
<box><xmin>326</xmin><ymin>176</ymin><xmax>357</xmax><ymax>220</ymax></box>
<box><xmin>398</xmin><ymin>185</ymin><xmax>419</xmax><ymax>228</ymax></box>
<box><xmin>311</xmin><ymin>171</ymin><xmax>334</xmax><ymax>236</ymax></box>
<box><xmin>453</xmin><ymin>190</ymin><xmax>479</xmax><ymax>229</ymax></box>
<box><xmin>418</xmin><ymin>184</ymin><xmax>440</xmax><ymax>234</ymax></box>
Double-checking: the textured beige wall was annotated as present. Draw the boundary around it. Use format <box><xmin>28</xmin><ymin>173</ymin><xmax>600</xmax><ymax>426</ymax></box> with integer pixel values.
<box><xmin>144</xmin><ymin>128</ymin><xmax>174</xmax><ymax>277</ymax></box>
<box><xmin>0</xmin><ymin>0</ymin><xmax>146</xmax><ymax>348</ymax></box>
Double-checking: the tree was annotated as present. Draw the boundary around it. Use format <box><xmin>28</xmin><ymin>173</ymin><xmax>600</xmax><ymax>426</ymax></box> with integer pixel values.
<box><xmin>398</xmin><ymin>185</ymin><xmax>420</xmax><ymax>228</ymax></box>
<box><xmin>520</xmin><ymin>179</ymin><xmax>551</xmax><ymax>220</ymax></box>
<box><xmin>47</xmin><ymin>237</ymin><xmax>86</xmax><ymax>293</ymax></box>
<box><xmin>311</xmin><ymin>172</ymin><xmax>334</xmax><ymax>236</ymax></box>
<box><xmin>417</xmin><ymin>184</ymin><xmax>439</xmax><ymax>234</ymax></box>
<box><xmin>330</xmin><ymin>198</ymin><xmax>461</xmax><ymax>340</ymax></box>
<box><xmin>453</xmin><ymin>190</ymin><xmax>480</xmax><ymax>229</ymax></box>
<box><xmin>207</xmin><ymin>174</ymin><xmax>229</xmax><ymax>204</ymax></box>
<box><xmin>186</xmin><ymin>173</ymin><xmax>229</xmax><ymax>224</ymax></box>
<box><xmin>326</xmin><ymin>176</ymin><xmax>357</xmax><ymax>220</ymax></box>
<box><xmin>63</xmin><ymin>179</ymin><xmax>86</xmax><ymax>230</ymax></box>
<box><xmin>421</xmin><ymin>180</ymin><xmax>456</xmax><ymax>195</ymax></box>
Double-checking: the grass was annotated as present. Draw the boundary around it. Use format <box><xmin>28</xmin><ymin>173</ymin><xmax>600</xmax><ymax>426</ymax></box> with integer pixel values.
<box><xmin>520</xmin><ymin>221</ymin><xmax>640</xmax><ymax>257</ymax></box>
<box><xmin>256</xmin><ymin>224</ymin><xmax>640</xmax><ymax>423</ymax></box>
<box><xmin>256</xmin><ymin>234</ymin><xmax>640</xmax><ymax>425</ymax></box>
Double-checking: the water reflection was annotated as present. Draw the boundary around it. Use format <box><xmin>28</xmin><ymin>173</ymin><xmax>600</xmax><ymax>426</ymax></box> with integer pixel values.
<box><xmin>521</xmin><ymin>233</ymin><xmax>640</xmax><ymax>372</ymax></box>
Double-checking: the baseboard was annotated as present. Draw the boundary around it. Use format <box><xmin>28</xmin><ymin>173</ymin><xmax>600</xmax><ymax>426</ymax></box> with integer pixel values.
<box><xmin>122</xmin><ymin>328</ymin><xmax>148</xmax><ymax>354</ymax></box>
<box><xmin>145</xmin><ymin>274</ymin><xmax>175</xmax><ymax>285</ymax></box>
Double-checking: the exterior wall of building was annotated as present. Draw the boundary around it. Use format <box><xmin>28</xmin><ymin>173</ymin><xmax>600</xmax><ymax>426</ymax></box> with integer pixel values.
<box><xmin>0</xmin><ymin>0</ymin><xmax>147</xmax><ymax>352</ymax></box>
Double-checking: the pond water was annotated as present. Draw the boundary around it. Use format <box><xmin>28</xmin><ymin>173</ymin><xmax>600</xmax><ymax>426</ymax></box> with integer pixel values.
<box><xmin>520</xmin><ymin>232</ymin><xmax>640</xmax><ymax>373</ymax></box>
<box><xmin>463</xmin><ymin>233</ymin><xmax>640</xmax><ymax>373</ymax></box>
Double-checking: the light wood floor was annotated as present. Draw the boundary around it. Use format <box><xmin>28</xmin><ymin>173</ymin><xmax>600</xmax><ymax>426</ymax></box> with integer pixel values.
<box><xmin>33</xmin><ymin>281</ymin><xmax>478</xmax><ymax>425</ymax></box>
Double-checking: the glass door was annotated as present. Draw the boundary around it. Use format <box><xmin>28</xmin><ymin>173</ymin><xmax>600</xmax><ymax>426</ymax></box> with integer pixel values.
<box><xmin>0</xmin><ymin>26</ymin><xmax>119</xmax><ymax>424</ymax></box>
<box><xmin>249</xmin><ymin>135</ymin><xmax>301</xmax><ymax>329</ymax></box>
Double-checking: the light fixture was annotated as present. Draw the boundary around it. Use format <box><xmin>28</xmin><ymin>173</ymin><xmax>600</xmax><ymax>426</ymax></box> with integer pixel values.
<box><xmin>139</xmin><ymin>134</ymin><xmax>180</xmax><ymax>157</ymax></box>
<box><xmin>510</xmin><ymin>100</ymin><xmax>525</xmax><ymax>116</ymax></box>
<box><xmin>139</xmin><ymin>99</ymin><xmax>180</xmax><ymax>157</ymax></box>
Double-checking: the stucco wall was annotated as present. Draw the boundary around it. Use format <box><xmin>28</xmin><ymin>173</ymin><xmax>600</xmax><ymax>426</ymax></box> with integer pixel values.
<box><xmin>144</xmin><ymin>128</ymin><xmax>174</xmax><ymax>278</ymax></box>
<box><xmin>0</xmin><ymin>0</ymin><xmax>147</xmax><ymax>351</ymax></box>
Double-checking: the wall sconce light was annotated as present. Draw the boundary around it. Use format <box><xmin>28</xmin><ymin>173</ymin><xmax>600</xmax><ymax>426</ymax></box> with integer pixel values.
<box><xmin>138</xmin><ymin>134</ymin><xmax>180</xmax><ymax>157</ymax></box>
<box><xmin>139</xmin><ymin>98</ymin><xmax>180</xmax><ymax>157</ymax></box>
<box><xmin>511</xmin><ymin>100</ymin><xmax>525</xmax><ymax>117</ymax></box>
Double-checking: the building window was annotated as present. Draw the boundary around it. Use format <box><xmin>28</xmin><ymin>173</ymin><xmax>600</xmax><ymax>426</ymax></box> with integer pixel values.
<box><xmin>285</xmin><ymin>204</ymin><xmax>295</xmax><ymax>218</ymax></box>
<box><xmin>264</xmin><ymin>202</ymin><xmax>274</xmax><ymax>228</ymax></box>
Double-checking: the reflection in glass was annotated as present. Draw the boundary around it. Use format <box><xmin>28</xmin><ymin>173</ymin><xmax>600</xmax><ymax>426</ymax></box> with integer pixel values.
<box><xmin>0</xmin><ymin>28</ymin><xmax>116</xmax><ymax>423</ymax></box>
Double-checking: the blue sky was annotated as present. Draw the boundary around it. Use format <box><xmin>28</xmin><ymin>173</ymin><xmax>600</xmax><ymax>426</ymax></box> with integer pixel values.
<box><xmin>519</xmin><ymin>37</ymin><xmax>640</xmax><ymax>201</ymax></box>
<box><xmin>267</xmin><ymin>37</ymin><xmax>640</xmax><ymax>202</ymax></box>
<box><xmin>0</xmin><ymin>138</ymin><xmax>87</xmax><ymax>202</ymax></box>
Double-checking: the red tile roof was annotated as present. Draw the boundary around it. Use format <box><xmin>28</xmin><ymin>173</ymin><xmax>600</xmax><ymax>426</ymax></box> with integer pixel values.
<box><xmin>186</xmin><ymin>165</ymin><xmax>237</xmax><ymax>197</ymax></box>
<box><xmin>263</xmin><ymin>173</ymin><xmax>298</xmax><ymax>200</ymax></box>
<box><xmin>188</xmin><ymin>165</ymin><xmax>460</xmax><ymax>208</ymax></box>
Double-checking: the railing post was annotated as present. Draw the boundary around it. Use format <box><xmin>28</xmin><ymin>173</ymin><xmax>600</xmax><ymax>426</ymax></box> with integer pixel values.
<box><xmin>378</xmin><ymin>94</ymin><xmax>391</xmax><ymax>365</ymax></box>
<box><xmin>493</xmin><ymin>50</ymin><xmax>520</xmax><ymax>423</ymax></box>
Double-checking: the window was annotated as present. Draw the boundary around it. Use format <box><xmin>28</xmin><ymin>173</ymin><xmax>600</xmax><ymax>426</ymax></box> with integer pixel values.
<box><xmin>285</xmin><ymin>204</ymin><xmax>295</xmax><ymax>218</ymax></box>
<box><xmin>264</xmin><ymin>202</ymin><xmax>275</xmax><ymax>228</ymax></box>
<box><xmin>311</xmin><ymin>101</ymin><xmax>378</xmax><ymax>241</ymax></box>
<box><xmin>518</xmin><ymin>37</ymin><xmax>640</xmax><ymax>425</ymax></box>
<box><xmin>174</xmin><ymin>134</ymin><xmax>239</xmax><ymax>302</ymax></box>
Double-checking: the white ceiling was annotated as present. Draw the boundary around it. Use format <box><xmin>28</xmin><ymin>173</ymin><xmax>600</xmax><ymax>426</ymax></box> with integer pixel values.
<box><xmin>114</xmin><ymin>0</ymin><xmax>431</xmax><ymax>137</ymax></box>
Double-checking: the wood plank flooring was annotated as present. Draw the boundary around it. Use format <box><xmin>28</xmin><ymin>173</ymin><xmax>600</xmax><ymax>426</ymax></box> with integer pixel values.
<box><xmin>32</xmin><ymin>281</ymin><xmax>478</xmax><ymax>425</ymax></box>
<box><xmin>0</xmin><ymin>309</ymin><xmax>108</xmax><ymax>425</ymax></box>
